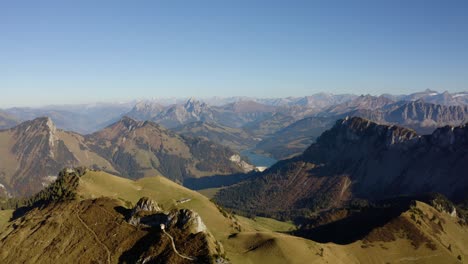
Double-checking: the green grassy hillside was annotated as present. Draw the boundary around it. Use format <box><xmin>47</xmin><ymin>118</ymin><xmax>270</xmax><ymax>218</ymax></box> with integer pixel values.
<box><xmin>2</xmin><ymin>169</ymin><xmax>466</xmax><ymax>264</ymax></box>
<box><xmin>76</xmin><ymin>171</ymin><xmax>338</xmax><ymax>263</ymax></box>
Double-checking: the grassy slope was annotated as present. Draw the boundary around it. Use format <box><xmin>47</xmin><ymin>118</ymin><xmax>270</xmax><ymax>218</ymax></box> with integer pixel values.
<box><xmin>0</xmin><ymin>209</ymin><xmax>13</xmax><ymax>232</ymax></box>
<box><xmin>0</xmin><ymin>197</ymin><xmax>216</xmax><ymax>264</ymax></box>
<box><xmin>77</xmin><ymin>171</ymin><xmax>344</xmax><ymax>263</ymax></box>
<box><xmin>78</xmin><ymin>171</ymin><xmax>235</xmax><ymax>239</ymax></box>
<box><xmin>236</xmin><ymin>216</ymin><xmax>296</xmax><ymax>233</ymax></box>
<box><xmin>197</xmin><ymin>187</ymin><xmax>223</xmax><ymax>199</ymax></box>
<box><xmin>58</xmin><ymin>131</ymin><xmax>119</xmax><ymax>174</ymax></box>
<box><xmin>336</xmin><ymin>201</ymin><xmax>468</xmax><ymax>263</ymax></box>
<box><xmin>80</xmin><ymin>171</ymin><xmax>468</xmax><ymax>264</ymax></box>
<box><xmin>2</xmin><ymin>170</ymin><xmax>464</xmax><ymax>263</ymax></box>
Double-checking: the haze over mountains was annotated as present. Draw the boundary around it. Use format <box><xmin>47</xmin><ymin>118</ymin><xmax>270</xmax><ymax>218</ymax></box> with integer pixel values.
<box><xmin>2</xmin><ymin>90</ymin><xmax>465</xmax><ymax>132</ymax></box>
<box><xmin>1</xmin><ymin>90</ymin><xmax>467</xmax><ymax>149</ymax></box>
<box><xmin>0</xmin><ymin>90</ymin><xmax>467</xmax><ymax>263</ymax></box>
<box><xmin>3</xmin><ymin>102</ymin><xmax>134</xmax><ymax>134</ymax></box>
<box><xmin>1</xmin><ymin>89</ymin><xmax>468</xmax><ymax>195</ymax></box>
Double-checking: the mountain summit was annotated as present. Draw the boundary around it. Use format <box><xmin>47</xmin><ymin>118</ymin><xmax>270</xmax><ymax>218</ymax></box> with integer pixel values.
<box><xmin>0</xmin><ymin>117</ymin><xmax>252</xmax><ymax>196</ymax></box>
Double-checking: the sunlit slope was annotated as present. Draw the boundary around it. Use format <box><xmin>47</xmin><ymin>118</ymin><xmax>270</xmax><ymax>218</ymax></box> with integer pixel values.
<box><xmin>78</xmin><ymin>171</ymin><xmax>236</xmax><ymax>239</ymax></box>
<box><xmin>236</xmin><ymin>216</ymin><xmax>296</xmax><ymax>233</ymax></box>
<box><xmin>77</xmin><ymin>171</ymin><xmax>343</xmax><ymax>263</ymax></box>
<box><xmin>76</xmin><ymin>171</ymin><xmax>468</xmax><ymax>264</ymax></box>
<box><xmin>0</xmin><ymin>209</ymin><xmax>13</xmax><ymax>232</ymax></box>
<box><xmin>229</xmin><ymin>201</ymin><xmax>468</xmax><ymax>264</ymax></box>
<box><xmin>335</xmin><ymin>201</ymin><xmax>468</xmax><ymax>264</ymax></box>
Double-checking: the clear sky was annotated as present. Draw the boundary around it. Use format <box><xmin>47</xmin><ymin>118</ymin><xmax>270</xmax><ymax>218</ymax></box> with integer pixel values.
<box><xmin>1</xmin><ymin>0</ymin><xmax>468</xmax><ymax>107</ymax></box>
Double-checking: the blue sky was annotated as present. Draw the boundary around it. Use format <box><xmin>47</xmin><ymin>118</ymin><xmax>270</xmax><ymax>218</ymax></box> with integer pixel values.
<box><xmin>1</xmin><ymin>0</ymin><xmax>468</xmax><ymax>107</ymax></box>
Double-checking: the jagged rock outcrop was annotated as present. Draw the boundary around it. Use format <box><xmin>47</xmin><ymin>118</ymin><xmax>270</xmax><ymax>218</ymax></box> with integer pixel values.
<box><xmin>320</xmin><ymin>95</ymin><xmax>395</xmax><ymax>116</ymax></box>
<box><xmin>151</xmin><ymin>98</ymin><xmax>217</xmax><ymax>128</ymax></box>
<box><xmin>253</xmin><ymin>96</ymin><xmax>468</xmax><ymax>159</ymax></box>
<box><xmin>166</xmin><ymin>209</ymin><xmax>208</xmax><ymax>234</ymax></box>
<box><xmin>126</xmin><ymin>101</ymin><xmax>165</xmax><ymax>120</ymax></box>
<box><xmin>229</xmin><ymin>155</ymin><xmax>255</xmax><ymax>172</ymax></box>
<box><xmin>400</xmin><ymin>89</ymin><xmax>468</xmax><ymax>106</ymax></box>
<box><xmin>128</xmin><ymin>197</ymin><xmax>163</xmax><ymax>226</ymax></box>
<box><xmin>128</xmin><ymin>197</ymin><xmax>207</xmax><ymax>234</ymax></box>
<box><xmin>123</xmin><ymin>197</ymin><xmax>224</xmax><ymax>263</ymax></box>
<box><xmin>305</xmin><ymin>116</ymin><xmax>418</xmax><ymax>153</ymax></box>
<box><xmin>351</xmin><ymin>100</ymin><xmax>468</xmax><ymax>134</ymax></box>
<box><xmin>132</xmin><ymin>197</ymin><xmax>162</xmax><ymax>213</ymax></box>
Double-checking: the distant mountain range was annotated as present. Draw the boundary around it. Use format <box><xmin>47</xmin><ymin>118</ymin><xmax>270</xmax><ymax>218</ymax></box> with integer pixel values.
<box><xmin>1</xmin><ymin>90</ymin><xmax>468</xmax><ymax>162</ymax></box>
<box><xmin>0</xmin><ymin>111</ymin><xmax>18</xmax><ymax>130</ymax></box>
<box><xmin>0</xmin><ymin>90</ymin><xmax>458</xmax><ymax>133</ymax></box>
<box><xmin>0</xmin><ymin>117</ymin><xmax>251</xmax><ymax>196</ymax></box>
<box><xmin>255</xmin><ymin>96</ymin><xmax>468</xmax><ymax>159</ymax></box>
<box><xmin>128</xmin><ymin>99</ymin><xmax>285</xmax><ymax>129</ymax></box>
<box><xmin>3</xmin><ymin>102</ymin><xmax>134</xmax><ymax>134</ymax></box>
<box><xmin>383</xmin><ymin>89</ymin><xmax>468</xmax><ymax>106</ymax></box>
<box><xmin>352</xmin><ymin>100</ymin><xmax>468</xmax><ymax>134</ymax></box>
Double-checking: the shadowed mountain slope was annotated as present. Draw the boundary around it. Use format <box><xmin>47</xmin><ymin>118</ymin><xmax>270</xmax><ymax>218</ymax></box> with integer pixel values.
<box><xmin>174</xmin><ymin>121</ymin><xmax>257</xmax><ymax>151</ymax></box>
<box><xmin>0</xmin><ymin>111</ymin><xmax>18</xmax><ymax>130</ymax></box>
<box><xmin>215</xmin><ymin>117</ymin><xmax>468</xmax><ymax>218</ymax></box>
<box><xmin>352</xmin><ymin>100</ymin><xmax>468</xmax><ymax>134</ymax></box>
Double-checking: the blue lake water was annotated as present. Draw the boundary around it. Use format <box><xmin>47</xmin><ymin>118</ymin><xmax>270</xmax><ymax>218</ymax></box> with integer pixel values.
<box><xmin>240</xmin><ymin>150</ymin><xmax>277</xmax><ymax>167</ymax></box>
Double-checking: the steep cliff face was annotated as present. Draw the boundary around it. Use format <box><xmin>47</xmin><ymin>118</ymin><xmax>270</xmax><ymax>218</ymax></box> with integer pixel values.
<box><xmin>128</xmin><ymin>197</ymin><xmax>209</xmax><ymax>235</ymax></box>
<box><xmin>152</xmin><ymin>98</ymin><xmax>218</xmax><ymax>128</ymax></box>
<box><xmin>321</xmin><ymin>95</ymin><xmax>395</xmax><ymax>116</ymax></box>
<box><xmin>304</xmin><ymin>116</ymin><xmax>418</xmax><ymax>158</ymax></box>
<box><xmin>306</xmin><ymin>117</ymin><xmax>468</xmax><ymax>200</ymax></box>
<box><xmin>126</xmin><ymin>101</ymin><xmax>165</xmax><ymax>120</ymax></box>
<box><xmin>215</xmin><ymin>117</ymin><xmax>468</xmax><ymax>218</ymax></box>
<box><xmin>352</xmin><ymin>100</ymin><xmax>468</xmax><ymax>134</ymax></box>
<box><xmin>252</xmin><ymin>99</ymin><xmax>468</xmax><ymax>159</ymax></box>
<box><xmin>0</xmin><ymin>117</ymin><xmax>80</xmax><ymax>196</ymax></box>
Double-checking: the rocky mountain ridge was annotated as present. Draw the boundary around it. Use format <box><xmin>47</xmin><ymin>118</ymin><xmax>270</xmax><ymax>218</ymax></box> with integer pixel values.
<box><xmin>0</xmin><ymin>117</ymin><xmax>252</xmax><ymax>196</ymax></box>
<box><xmin>215</xmin><ymin>117</ymin><xmax>468</xmax><ymax>219</ymax></box>
<box><xmin>352</xmin><ymin>100</ymin><xmax>468</xmax><ymax>134</ymax></box>
<box><xmin>253</xmin><ymin>97</ymin><xmax>468</xmax><ymax>159</ymax></box>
